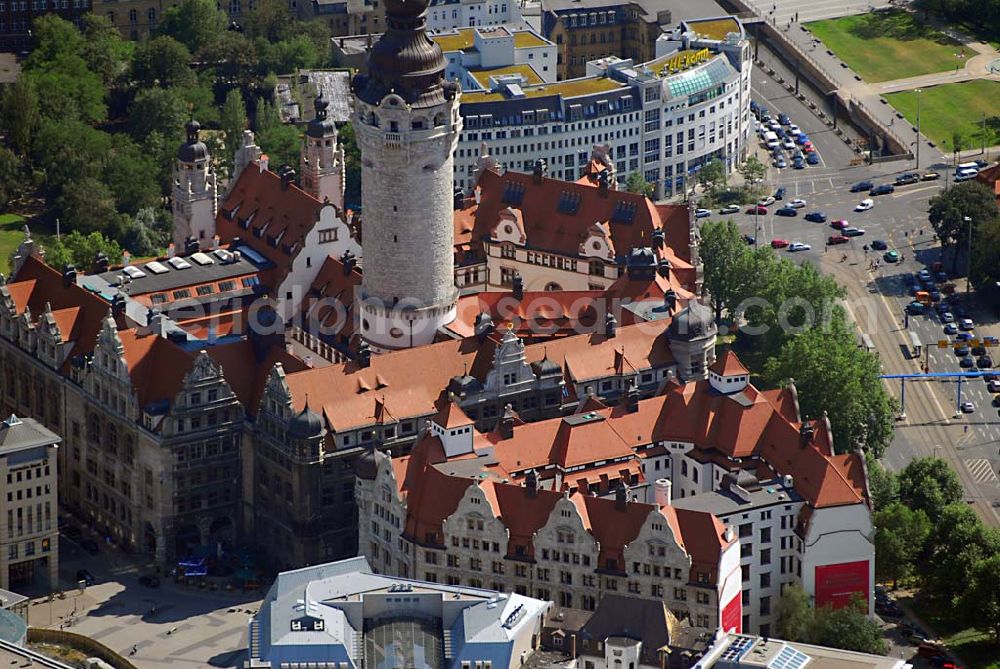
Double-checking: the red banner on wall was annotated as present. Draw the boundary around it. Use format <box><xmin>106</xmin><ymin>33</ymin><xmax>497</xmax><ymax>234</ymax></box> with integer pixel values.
<box><xmin>721</xmin><ymin>594</ymin><xmax>742</xmax><ymax>633</ymax></box>
<box><xmin>815</xmin><ymin>560</ymin><xmax>869</xmax><ymax>613</ymax></box>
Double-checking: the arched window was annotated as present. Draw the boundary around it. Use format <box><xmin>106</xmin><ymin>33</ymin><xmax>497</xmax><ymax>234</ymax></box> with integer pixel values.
<box><xmin>545</xmin><ymin>282</ymin><xmax>562</xmax><ymax>291</ymax></box>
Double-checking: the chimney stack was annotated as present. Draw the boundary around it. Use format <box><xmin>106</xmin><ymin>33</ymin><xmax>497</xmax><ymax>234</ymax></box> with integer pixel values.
<box><xmin>532</xmin><ymin>159</ymin><xmax>546</xmax><ymax>184</ymax></box>
<box><xmin>624</xmin><ymin>383</ymin><xmax>639</xmax><ymax>413</ymax></box>
<box><xmin>500</xmin><ymin>403</ymin><xmax>515</xmax><ymax>439</ymax></box>
<box><xmin>184</xmin><ymin>236</ymin><xmax>200</xmax><ymax>256</ymax></box>
<box><xmin>357</xmin><ymin>340</ymin><xmax>372</xmax><ymax>368</ymax></box>
<box><xmin>652</xmin><ymin>229</ymin><xmax>665</xmax><ymax>249</ymax></box>
<box><xmin>615</xmin><ymin>484</ymin><xmax>628</xmax><ymax>510</ymax></box>
<box><xmin>341</xmin><ymin>249</ymin><xmax>357</xmax><ymax>273</ymax></box>
<box><xmin>92</xmin><ymin>252</ymin><xmax>110</xmax><ymax>274</ymax></box>
<box><xmin>605</xmin><ymin>312</ymin><xmax>617</xmax><ymax>338</ymax></box>
<box><xmin>658</xmin><ymin>259</ymin><xmax>672</xmax><ymax>278</ymax></box>
<box><xmin>525</xmin><ymin>469</ymin><xmax>538</xmax><ymax>497</ymax></box>
<box><xmin>512</xmin><ymin>274</ymin><xmax>524</xmax><ymax>301</ymax></box>
<box><xmin>654</xmin><ymin>479</ymin><xmax>672</xmax><ymax>507</ymax></box>
<box><xmin>280</xmin><ymin>167</ymin><xmax>297</xmax><ymax>190</ymax></box>
<box><xmin>62</xmin><ymin>265</ymin><xmax>77</xmax><ymax>288</ymax></box>
<box><xmin>597</xmin><ymin>169</ymin><xmax>610</xmax><ymax>196</ymax></box>
<box><xmin>453</xmin><ymin>188</ymin><xmax>466</xmax><ymax>210</ymax></box>
<box><xmin>799</xmin><ymin>421</ymin><xmax>815</xmax><ymax>448</ymax></box>
<box><xmin>259</xmin><ymin>155</ymin><xmax>269</xmax><ymax>173</ymax></box>
<box><xmin>663</xmin><ymin>288</ymin><xmax>677</xmax><ymax>314</ymax></box>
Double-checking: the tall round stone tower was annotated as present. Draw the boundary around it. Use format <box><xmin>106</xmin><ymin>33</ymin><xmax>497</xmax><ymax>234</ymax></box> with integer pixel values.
<box><xmin>351</xmin><ymin>0</ymin><xmax>462</xmax><ymax>351</ymax></box>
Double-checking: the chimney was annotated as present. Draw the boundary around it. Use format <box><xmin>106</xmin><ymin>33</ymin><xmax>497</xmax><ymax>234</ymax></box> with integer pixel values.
<box><xmin>652</xmin><ymin>229</ymin><xmax>665</xmax><ymax>249</ymax></box>
<box><xmin>500</xmin><ymin>403</ymin><xmax>515</xmax><ymax>439</ymax></box>
<box><xmin>474</xmin><ymin>312</ymin><xmax>495</xmax><ymax>339</ymax></box>
<box><xmin>167</xmin><ymin>242</ymin><xmax>176</xmax><ymax>258</ymax></box>
<box><xmin>453</xmin><ymin>188</ymin><xmax>466</xmax><ymax>210</ymax></box>
<box><xmin>799</xmin><ymin>421</ymin><xmax>815</xmax><ymax>448</ymax></box>
<box><xmin>597</xmin><ymin>169</ymin><xmax>609</xmax><ymax>196</ymax></box>
<box><xmin>512</xmin><ymin>274</ymin><xmax>524</xmax><ymax>301</ymax></box>
<box><xmin>62</xmin><ymin>265</ymin><xmax>77</xmax><ymax>288</ymax></box>
<box><xmin>111</xmin><ymin>294</ymin><xmax>126</xmax><ymax>316</ymax></box>
<box><xmin>605</xmin><ymin>312</ymin><xmax>617</xmax><ymax>338</ymax></box>
<box><xmin>184</xmin><ymin>236</ymin><xmax>200</xmax><ymax>255</ymax></box>
<box><xmin>259</xmin><ymin>155</ymin><xmax>269</xmax><ymax>172</ymax></box>
<box><xmin>663</xmin><ymin>288</ymin><xmax>677</xmax><ymax>314</ymax></box>
<box><xmin>654</xmin><ymin>478</ymin><xmax>672</xmax><ymax>506</ymax></box>
<box><xmin>624</xmin><ymin>383</ymin><xmax>639</xmax><ymax>413</ymax></box>
<box><xmin>615</xmin><ymin>484</ymin><xmax>628</xmax><ymax>510</ymax></box>
<box><xmin>92</xmin><ymin>252</ymin><xmax>109</xmax><ymax>274</ymax></box>
<box><xmin>357</xmin><ymin>340</ymin><xmax>372</xmax><ymax>368</ymax></box>
<box><xmin>658</xmin><ymin>259</ymin><xmax>672</xmax><ymax>278</ymax></box>
<box><xmin>280</xmin><ymin>167</ymin><xmax>297</xmax><ymax>190</ymax></box>
<box><xmin>342</xmin><ymin>249</ymin><xmax>356</xmax><ymax>273</ymax></box>
<box><xmin>525</xmin><ymin>469</ymin><xmax>538</xmax><ymax>497</ymax></box>
<box><xmin>532</xmin><ymin>159</ymin><xmax>546</xmax><ymax>184</ymax></box>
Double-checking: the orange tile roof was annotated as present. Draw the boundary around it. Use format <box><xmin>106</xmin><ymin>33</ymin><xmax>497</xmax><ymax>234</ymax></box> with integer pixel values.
<box><xmin>117</xmin><ymin>330</ymin><xmax>197</xmax><ymax>409</ymax></box>
<box><xmin>710</xmin><ymin>349</ymin><xmax>749</xmax><ymax>377</ymax></box>
<box><xmin>216</xmin><ymin>162</ymin><xmax>323</xmax><ymax>281</ymax></box>
<box><xmin>472</xmin><ymin>169</ymin><xmax>683</xmax><ymax>262</ymax></box>
<box><xmin>434</xmin><ymin>400</ymin><xmax>474</xmax><ymax>429</ymax></box>
<box><xmin>301</xmin><ymin>254</ymin><xmax>362</xmax><ymax>338</ymax></box>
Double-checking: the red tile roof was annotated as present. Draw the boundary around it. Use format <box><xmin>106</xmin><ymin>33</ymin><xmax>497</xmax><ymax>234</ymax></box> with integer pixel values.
<box><xmin>216</xmin><ymin>162</ymin><xmax>323</xmax><ymax>281</ymax></box>
<box><xmin>433</xmin><ymin>400</ymin><xmax>474</xmax><ymax>429</ymax></box>
<box><xmin>710</xmin><ymin>349</ymin><xmax>749</xmax><ymax>377</ymax></box>
<box><xmin>300</xmin><ymin>254</ymin><xmax>361</xmax><ymax>339</ymax></box>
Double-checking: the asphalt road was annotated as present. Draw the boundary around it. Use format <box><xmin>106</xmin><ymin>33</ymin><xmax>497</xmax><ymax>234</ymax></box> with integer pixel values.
<box><xmin>699</xmin><ymin>64</ymin><xmax>1000</xmax><ymax>527</ymax></box>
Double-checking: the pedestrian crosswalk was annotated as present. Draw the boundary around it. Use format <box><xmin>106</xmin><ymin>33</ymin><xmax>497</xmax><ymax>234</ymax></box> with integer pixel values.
<box><xmin>966</xmin><ymin>458</ymin><xmax>999</xmax><ymax>484</ymax></box>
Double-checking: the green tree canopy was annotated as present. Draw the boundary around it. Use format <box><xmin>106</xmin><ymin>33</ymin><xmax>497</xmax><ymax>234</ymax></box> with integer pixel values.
<box><xmin>874</xmin><ymin>502</ymin><xmax>931</xmax><ymax>587</ymax></box>
<box><xmin>698</xmin><ymin>157</ymin><xmax>727</xmax><ymax>196</ymax></box>
<box><xmin>157</xmin><ymin>0</ymin><xmax>228</xmax><ymax>55</ymax></box>
<box><xmin>44</xmin><ymin>230</ymin><xmax>124</xmax><ymax>273</ymax></box>
<box><xmin>925</xmin><ymin>502</ymin><xmax>1000</xmax><ymax>608</ymax></box>
<box><xmin>927</xmin><ymin>182</ymin><xmax>999</xmax><ymax>277</ymax></box>
<box><xmin>625</xmin><ymin>171</ymin><xmax>654</xmax><ymax>197</ymax></box>
<box><xmin>131</xmin><ymin>36</ymin><xmax>196</xmax><ymax>89</ymax></box>
<box><xmin>220</xmin><ymin>88</ymin><xmax>249</xmax><ymax>172</ymax></box>
<box><xmin>128</xmin><ymin>86</ymin><xmax>188</xmax><ymax>144</ymax></box>
<box><xmin>698</xmin><ymin>220</ymin><xmax>750</xmax><ymax>319</ymax></box>
<box><xmin>775</xmin><ymin>583</ymin><xmax>812</xmax><ymax>642</ymax></box>
<box><xmin>866</xmin><ymin>453</ymin><xmax>898</xmax><ymax>512</ymax></box>
<box><xmin>1</xmin><ymin>77</ymin><xmax>40</xmax><ymax>156</ymax></box>
<box><xmin>961</xmin><ymin>553</ymin><xmax>1000</xmax><ymax>645</ymax></box>
<box><xmin>104</xmin><ymin>136</ymin><xmax>163</xmax><ymax>215</ymax></box>
<box><xmin>809</xmin><ymin>602</ymin><xmax>887</xmax><ymax>655</ymax></box>
<box><xmin>25</xmin><ymin>14</ymin><xmax>85</xmax><ymax>68</ymax></box>
<box><xmin>897</xmin><ymin>457</ymin><xmax>963</xmax><ymax>521</ymax></box>
<box><xmin>57</xmin><ymin>177</ymin><xmax>126</xmax><ymax>238</ymax></box>
<box><xmin>79</xmin><ymin>13</ymin><xmax>132</xmax><ymax>88</ymax></box>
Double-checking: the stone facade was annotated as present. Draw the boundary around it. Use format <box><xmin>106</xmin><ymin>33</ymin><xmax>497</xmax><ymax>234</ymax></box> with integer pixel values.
<box><xmin>172</xmin><ymin>121</ymin><xmax>219</xmax><ymax>252</ymax></box>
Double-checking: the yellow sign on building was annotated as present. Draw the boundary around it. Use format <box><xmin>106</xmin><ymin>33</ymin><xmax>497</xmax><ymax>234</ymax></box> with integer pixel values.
<box><xmin>664</xmin><ymin>48</ymin><xmax>711</xmax><ymax>74</ymax></box>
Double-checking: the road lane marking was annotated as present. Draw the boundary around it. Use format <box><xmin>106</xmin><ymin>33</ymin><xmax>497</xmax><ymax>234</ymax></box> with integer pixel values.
<box><xmin>966</xmin><ymin>458</ymin><xmax>999</xmax><ymax>484</ymax></box>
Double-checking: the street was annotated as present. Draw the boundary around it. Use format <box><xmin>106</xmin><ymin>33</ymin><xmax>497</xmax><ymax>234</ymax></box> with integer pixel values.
<box><xmin>697</xmin><ymin>62</ymin><xmax>1000</xmax><ymax>527</ymax></box>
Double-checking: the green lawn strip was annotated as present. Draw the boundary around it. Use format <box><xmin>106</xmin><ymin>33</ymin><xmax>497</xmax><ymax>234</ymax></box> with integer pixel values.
<box><xmin>885</xmin><ymin>80</ymin><xmax>1000</xmax><ymax>152</ymax></box>
<box><xmin>806</xmin><ymin>11</ymin><xmax>964</xmax><ymax>82</ymax></box>
<box><xmin>902</xmin><ymin>593</ymin><xmax>1000</xmax><ymax>669</ymax></box>
<box><xmin>0</xmin><ymin>213</ymin><xmax>52</xmax><ymax>276</ymax></box>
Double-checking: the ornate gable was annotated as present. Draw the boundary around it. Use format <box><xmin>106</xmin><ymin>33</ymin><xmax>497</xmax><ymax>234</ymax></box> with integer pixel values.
<box><xmin>579</xmin><ymin>221</ymin><xmax>614</xmax><ymax>260</ymax></box>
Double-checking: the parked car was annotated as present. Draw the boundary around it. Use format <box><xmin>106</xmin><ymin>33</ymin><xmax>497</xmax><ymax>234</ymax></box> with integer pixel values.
<box><xmin>871</xmin><ymin>239</ymin><xmax>888</xmax><ymax>250</ymax></box>
<box><xmin>988</xmin><ymin>379</ymin><xmax>1000</xmax><ymax>393</ymax></box>
<box><xmin>960</xmin><ymin>400</ymin><xmax>975</xmax><ymax>412</ymax></box>
<box><xmin>921</xmin><ymin>172</ymin><xmax>941</xmax><ymax>181</ymax></box>
<box><xmin>776</xmin><ymin>206</ymin><xmax>798</xmax><ymax>217</ymax></box>
<box><xmin>855</xmin><ymin>199</ymin><xmax>874</xmax><ymax>211</ymax></box>
<box><xmin>956</xmin><ymin>332</ymin><xmax>974</xmax><ymax>341</ymax></box>
<box><xmin>695</xmin><ymin>208</ymin><xmax>711</xmax><ymax>218</ymax></box>
<box><xmin>787</xmin><ymin>123</ymin><xmax>801</xmax><ymax>135</ymax></box>
<box><xmin>828</xmin><ymin>235</ymin><xmax>849</xmax><ymax>245</ymax></box>
<box><xmin>743</xmin><ymin>235</ymin><xmax>756</xmax><ymax>245</ymax></box>
<box><xmin>850</xmin><ymin>180</ymin><xmax>873</xmax><ymax>192</ymax></box>
<box><xmin>758</xmin><ymin>196</ymin><xmax>776</xmax><ymax>207</ymax></box>
<box><xmin>789</xmin><ymin>198</ymin><xmax>807</xmax><ymax>208</ymax></box>
<box><xmin>782</xmin><ymin>138</ymin><xmax>796</xmax><ymax>150</ymax></box>
<box><xmin>906</xmin><ymin>301</ymin><xmax>926</xmax><ymax>315</ymax></box>
<box><xmin>870</xmin><ymin>183</ymin><xmax>895</xmax><ymax>196</ymax></box>
<box><xmin>955</xmin><ymin>344</ymin><xmax>971</xmax><ymax>357</ymax></box>
<box><xmin>747</xmin><ymin>205</ymin><xmax>768</xmax><ymax>215</ymax></box>
<box><xmin>76</xmin><ymin>569</ymin><xmax>95</xmax><ymax>586</ymax></box>
<box><xmin>959</xmin><ymin>317</ymin><xmax>975</xmax><ymax>330</ymax></box>
<box><xmin>884</xmin><ymin>250</ymin><xmax>900</xmax><ymax>263</ymax></box>
<box><xmin>720</xmin><ymin>204</ymin><xmax>740</xmax><ymax>214</ymax></box>
<box><xmin>895</xmin><ymin>172</ymin><xmax>919</xmax><ymax>185</ymax></box>
<box><xmin>960</xmin><ymin>356</ymin><xmax>975</xmax><ymax>369</ymax></box>
<box><xmin>793</xmin><ymin>158</ymin><xmax>806</xmax><ymax>169</ymax></box>
<box><xmin>771</xmin><ymin>239</ymin><xmax>789</xmax><ymax>249</ymax></box>
<box><xmin>805</xmin><ymin>211</ymin><xmax>827</xmax><ymax>222</ymax></box>
<box><xmin>918</xmin><ymin>269</ymin><xmax>932</xmax><ymax>282</ymax></box>
<box><xmin>795</xmin><ymin>134</ymin><xmax>810</xmax><ymax>146</ymax></box>
<box><xmin>778</xmin><ymin>113</ymin><xmax>790</xmax><ymax>125</ymax></box>
<box><xmin>831</xmin><ymin>219</ymin><xmax>850</xmax><ymax>229</ymax></box>
<box><xmin>979</xmin><ymin>355</ymin><xmax>993</xmax><ymax>368</ymax></box>
<box><xmin>843</xmin><ymin>227</ymin><xmax>865</xmax><ymax>237</ymax></box>
<box><xmin>806</xmin><ymin>152</ymin><xmax>820</xmax><ymax>165</ymax></box>
<box><xmin>787</xmin><ymin>242</ymin><xmax>811</xmax><ymax>252</ymax></box>
<box><xmin>775</xmin><ymin>157</ymin><xmax>788</xmax><ymax>169</ymax></box>
<box><xmin>941</xmin><ymin>312</ymin><xmax>955</xmax><ymax>323</ymax></box>
<box><xmin>774</xmin><ymin>187</ymin><xmax>786</xmax><ymax>200</ymax></box>
<box><xmin>943</xmin><ymin>323</ymin><xmax>958</xmax><ymax>335</ymax></box>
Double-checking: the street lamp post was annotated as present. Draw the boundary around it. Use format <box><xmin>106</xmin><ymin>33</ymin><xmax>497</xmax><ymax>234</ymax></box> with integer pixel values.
<box><xmin>915</xmin><ymin>88</ymin><xmax>922</xmax><ymax>170</ymax></box>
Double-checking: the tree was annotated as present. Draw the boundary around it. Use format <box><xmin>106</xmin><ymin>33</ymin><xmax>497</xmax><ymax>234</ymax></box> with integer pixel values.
<box><xmin>24</xmin><ymin>14</ymin><xmax>85</xmax><ymax>69</ymax></box>
<box><xmin>128</xmin><ymin>86</ymin><xmax>188</xmax><ymax>145</ymax></box>
<box><xmin>0</xmin><ymin>147</ymin><xmax>29</xmax><ymax>210</ymax></box>
<box><xmin>1</xmin><ymin>77</ymin><xmax>40</xmax><ymax>156</ymax></box>
<box><xmin>698</xmin><ymin>157</ymin><xmax>727</xmax><ymax>196</ymax></box>
<box><xmin>764</xmin><ymin>309</ymin><xmax>897</xmax><ymax>457</ymax></box>
<box><xmin>698</xmin><ymin>220</ymin><xmax>750</xmax><ymax>320</ymax></box>
<box><xmin>874</xmin><ymin>502</ymin><xmax>931</xmax><ymax>588</ymax></box>
<box><xmin>104</xmin><ymin>136</ymin><xmax>162</xmax><ymax>216</ymax></box>
<box><xmin>927</xmin><ymin>181</ymin><xmax>998</xmax><ymax>275</ymax></box>
<box><xmin>44</xmin><ymin>230</ymin><xmax>123</xmax><ymax>272</ymax></box>
<box><xmin>962</xmin><ymin>553</ymin><xmax>1000</xmax><ymax>645</ymax></box>
<box><xmin>866</xmin><ymin>453</ymin><xmax>898</xmax><ymax>512</ymax></box>
<box><xmin>952</xmin><ymin>129</ymin><xmax>967</xmax><ymax>162</ymax></box>
<box><xmin>897</xmin><ymin>457</ymin><xmax>963</xmax><ymax>521</ymax></box>
<box><xmin>810</xmin><ymin>602</ymin><xmax>887</xmax><ymax>655</ymax></box>
<box><xmin>123</xmin><ymin>207</ymin><xmax>170</xmax><ymax>256</ymax></box>
<box><xmin>924</xmin><ymin>502</ymin><xmax>1000</xmax><ymax>608</ymax></box>
<box><xmin>739</xmin><ymin>155</ymin><xmax>766</xmax><ymax>196</ymax></box>
<box><xmin>775</xmin><ymin>584</ymin><xmax>812</xmax><ymax>642</ymax></box>
<box><xmin>257</xmin><ymin>35</ymin><xmax>319</xmax><ymax>74</ymax></box>
<box><xmin>258</xmin><ymin>123</ymin><xmax>302</xmax><ymax>170</ymax></box>
<box><xmin>157</xmin><ymin>0</ymin><xmax>227</xmax><ymax>55</ymax></box>
<box><xmin>625</xmin><ymin>171</ymin><xmax>654</xmax><ymax>198</ymax></box>
<box><xmin>24</xmin><ymin>55</ymin><xmax>106</xmax><ymax>125</ymax></box>
<box><xmin>79</xmin><ymin>13</ymin><xmax>132</xmax><ymax>88</ymax></box>
<box><xmin>971</xmin><ymin>216</ymin><xmax>1000</xmax><ymax>297</ymax></box>
<box><xmin>199</xmin><ymin>32</ymin><xmax>259</xmax><ymax>85</ymax></box>
<box><xmin>338</xmin><ymin>121</ymin><xmax>362</xmax><ymax>204</ymax></box>
<box><xmin>131</xmin><ymin>36</ymin><xmax>196</xmax><ymax>89</ymax></box>
<box><xmin>32</xmin><ymin>119</ymin><xmax>113</xmax><ymax>192</ymax></box>
<box><xmin>220</xmin><ymin>88</ymin><xmax>248</xmax><ymax>171</ymax></box>
<box><xmin>254</xmin><ymin>95</ymin><xmax>281</xmax><ymax>135</ymax></box>
<box><xmin>57</xmin><ymin>177</ymin><xmax>124</xmax><ymax>237</ymax></box>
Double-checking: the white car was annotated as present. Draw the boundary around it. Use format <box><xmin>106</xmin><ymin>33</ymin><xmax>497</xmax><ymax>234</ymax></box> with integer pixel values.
<box><xmin>757</xmin><ymin>196</ymin><xmax>776</xmax><ymax>207</ymax></box>
<box><xmin>782</xmin><ymin>138</ymin><xmax>796</xmax><ymax>150</ymax></box>
<box><xmin>788</xmin><ymin>242</ymin><xmax>812</xmax><ymax>252</ymax></box>
<box><xmin>719</xmin><ymin>204</ymin><xmax>741</xmax><ymax>214</ymax></box>
<box><xmin>787</xmin><ymin>124</ymin><xmax>801</xmax><ymax>136</ymax></box>
<box><xmin>790</xmin><ymin>198</ymin><xmax>807</xmax><ymax>208</ymax></box>
<box><xmin>695</xmin><ymin>208</ymin><xmax>711</xmax><ymax>219</ymax></box>
<box><xmin>855</xmin><ymin>198</ymin><xmax>874</xmax><ymax>211</ymax></box>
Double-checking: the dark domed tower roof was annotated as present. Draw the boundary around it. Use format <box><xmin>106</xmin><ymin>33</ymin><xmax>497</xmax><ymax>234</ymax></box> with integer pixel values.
<box><xmin>531</xmin><ymin>354</ymin><xmax>561</xmax><ymax>376</ymax></box>
<box><xmin>668</xmin><ymin>299</ymin><xmax>716</xmax><ymax>341</ymax></box>
<box><xmin>306</xmin><ymin>93</ymin><xmax>337</xmax><ymax>139</ymax></box>
<box><xmin>289</xmin><ymin>404</ymin><xmax>324</xmax><ymax>439</ymax></box>
<box><xmin>176</xmin><ymin>119</ymin><xmax>208</xmax><ymax>163</ymax></box>
<box><xmin>356</xmin><ymin>445</ymin><xmax>387</xmax><ymax>480</ymax></box>
<box><xmin>351</xmin><ymin>0</ymin><xmax>457</xmax><ymax>108</ymax></box>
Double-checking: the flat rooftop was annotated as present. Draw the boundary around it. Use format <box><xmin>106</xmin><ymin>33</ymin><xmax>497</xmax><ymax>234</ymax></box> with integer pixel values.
<box><xmin>706</xmin><ymin>634</ymin><xmax>909</xmax><ymax>669</ymax></box>
<box><xmin>470</xmin><ymin>64</ymin><xmax>545</xmax><ymax>88</ymax></box>
<box><xmin>670</xmin><ymin>479</ymin><xmax>801</xmax><ymax>516</ymax></box>
<box><xmin>463</xmin><ymin>75</ymin><xmax>626</xmax><ymax>102</ymax></box>
<box><xmin>92</xmin><ymin>247</ymin><xmax>269</xmax><ymax>296</ymax></box>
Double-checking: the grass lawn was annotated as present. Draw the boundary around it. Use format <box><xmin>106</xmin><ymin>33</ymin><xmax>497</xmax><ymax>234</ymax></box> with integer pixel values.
<box><xmin>901</xmin><ymin>592</ymin><xmax>1000</xmax><ymax>669</ymax></box>
<box><xmin>885</xmin><ymin>80</ymin><xmax>1000</xmax><ymax>152</ymax></box>
<box><xmin>806</xmin><ymin>11</ymin><xmax>965</xmax><ymax>82</ymax></box>
<box><xmin>0</xmin><ymin>213</ymin><xmax>53</xmax><ymax>276</ymax></box>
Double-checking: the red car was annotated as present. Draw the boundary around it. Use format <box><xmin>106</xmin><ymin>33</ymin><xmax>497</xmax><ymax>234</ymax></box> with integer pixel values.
<box><xmin>830</xmin><ymin>219</ymin><xmax>849</xmax><ymax>229</ymax></box>
<box><xmin>746</xmin><ymin>205</ymin><xmax>768</xmax><ymax>215</ymax></box>
<box><xmin>827</xmin><ymin>235</ymin><xmax>849</xmax><ymax>245</ymax></box>
<box><xmin>802</xmin><ymin>145</ymin><xmax>816</xmax><ymax>153</ymax></box>
<box><xmin>771</xmin><ymin>238</ymin><xmax>789</xmax><ymax>248</ymax></box>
